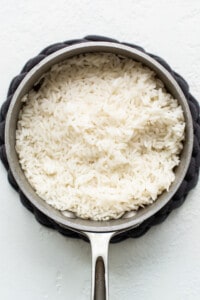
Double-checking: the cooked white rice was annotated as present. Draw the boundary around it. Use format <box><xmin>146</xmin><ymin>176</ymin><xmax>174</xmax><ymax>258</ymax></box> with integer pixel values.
<box><xmin>15</xmin><ymin>53</ymin><xmax>185</xmax><ymax>221</ymax></box>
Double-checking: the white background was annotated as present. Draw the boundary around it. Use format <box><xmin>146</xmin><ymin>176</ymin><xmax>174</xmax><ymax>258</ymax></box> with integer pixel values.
<box><xmin>0</xmin><ymin>1</ymin><xmax>200</xmax><ymax>299</ymax></box>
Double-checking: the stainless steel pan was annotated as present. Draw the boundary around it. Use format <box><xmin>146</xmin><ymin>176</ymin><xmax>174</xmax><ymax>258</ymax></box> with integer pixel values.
<box><xmin>5</xmin><ymin>42</ymin><xmax>193</xmax><ymax>299</ymax></box>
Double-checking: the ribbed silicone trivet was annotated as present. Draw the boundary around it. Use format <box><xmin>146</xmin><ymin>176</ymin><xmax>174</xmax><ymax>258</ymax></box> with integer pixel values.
<box><xmin>0</xmin><ymin>35</ymin><xmax>199</xmax><ymax>243</ymax></box>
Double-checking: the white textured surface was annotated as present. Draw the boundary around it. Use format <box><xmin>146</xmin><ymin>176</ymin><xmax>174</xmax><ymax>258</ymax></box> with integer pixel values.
<box><xmin>0</xmin><ymin>1</ymin><xmax>200</xmax><ymax>299</ymax></box>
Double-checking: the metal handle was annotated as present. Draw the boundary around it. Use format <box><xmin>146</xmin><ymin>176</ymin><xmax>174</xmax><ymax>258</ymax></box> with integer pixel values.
<box><xmin>85</xmin><ymin>232</ymin><xmax>114</xmax><ymax>300</ymax></box>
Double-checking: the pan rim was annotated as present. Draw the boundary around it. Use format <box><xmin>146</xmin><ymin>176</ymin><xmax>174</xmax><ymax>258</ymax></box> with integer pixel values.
<box><xmin>5</xmin><ymin>41</ymin><xmax>193</xmax><ymax>233</ymax></box>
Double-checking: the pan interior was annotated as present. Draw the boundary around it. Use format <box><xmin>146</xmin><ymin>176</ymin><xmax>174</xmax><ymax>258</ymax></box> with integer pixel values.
<box><xmin>5</xmin><ymin>42</ymin><xmax>193</xmax><ymax>233</ymax></box>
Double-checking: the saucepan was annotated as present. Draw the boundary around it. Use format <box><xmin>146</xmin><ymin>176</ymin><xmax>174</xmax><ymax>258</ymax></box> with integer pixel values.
<box><xmin>4</xmin><ymin>42</ymin><xmax>193</xmax><ymax>299</ymax></box>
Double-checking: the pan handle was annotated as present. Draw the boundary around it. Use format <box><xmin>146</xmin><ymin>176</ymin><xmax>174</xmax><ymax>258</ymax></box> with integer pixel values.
<box><xmin>85</xmin><ymin>232</ymin><xmax>114</xmax><ymax>300</ymax></box>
